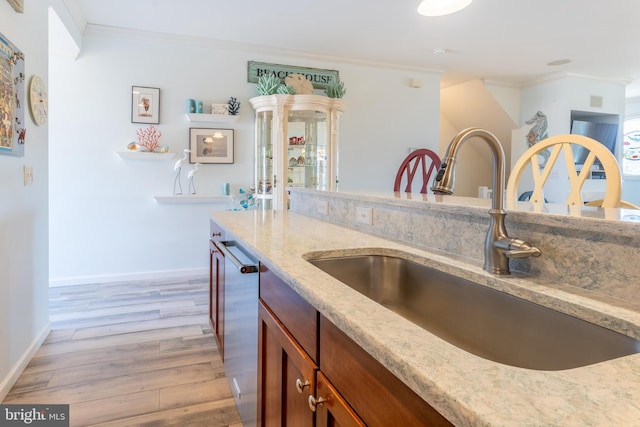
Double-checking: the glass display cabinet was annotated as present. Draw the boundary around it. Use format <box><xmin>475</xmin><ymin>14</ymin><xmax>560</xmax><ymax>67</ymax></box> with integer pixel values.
<box><xmin>249</xmin><ymin>94</ymin><xmax>345</xmax><ymax>210</ymax></box>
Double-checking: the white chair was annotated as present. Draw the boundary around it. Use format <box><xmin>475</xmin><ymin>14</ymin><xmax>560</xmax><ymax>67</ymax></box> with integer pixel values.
<box><xmin>506</xmin><ymin>134</ymin><xmax>622</xmax><ymax>208</ymax></box>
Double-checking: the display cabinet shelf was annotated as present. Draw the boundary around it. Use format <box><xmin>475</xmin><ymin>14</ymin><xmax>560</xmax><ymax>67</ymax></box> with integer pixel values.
<box><xmin>185</xmin><ymin>113</ymin><xmax>239</xmax><ymax>124</ymax></box>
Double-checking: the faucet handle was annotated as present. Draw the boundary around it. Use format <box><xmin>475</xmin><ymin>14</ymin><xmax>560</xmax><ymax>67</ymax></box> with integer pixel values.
<box><xmin>504</xmin><ymin>238</ymin><xmax>542</xmax><ymax>259</ymax></box>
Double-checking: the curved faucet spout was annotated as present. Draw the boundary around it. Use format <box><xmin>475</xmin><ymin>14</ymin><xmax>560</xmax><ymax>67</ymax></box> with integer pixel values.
<box><xmin>431</xmin><ymin>128</ymin><xmax>505</xmax><ymax>212</ymax></box>
<box><xmin>431</xmin><ymin>128</ymin><xmax>541</xmax><ymax>274</ymax></box>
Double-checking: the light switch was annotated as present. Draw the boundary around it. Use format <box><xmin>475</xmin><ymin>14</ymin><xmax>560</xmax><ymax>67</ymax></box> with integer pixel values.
<box><xmin>23</xmin><ymin>165</ymin><xmax>33</xmax><ymax>186</ymax></box>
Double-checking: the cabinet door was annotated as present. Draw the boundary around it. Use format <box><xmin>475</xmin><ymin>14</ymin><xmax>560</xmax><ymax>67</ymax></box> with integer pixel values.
<box><xmin>258</xmin><ymin>301</ymin><xmax>316</xmax><ymax>427</ymax></box>
<box><xmin>314</xmin><ymin>371</ymin><xmax>365</xmax><ymax>427</ymax></box>
<box><xmin>209</xmin><ymin>240</ymin><xmax>225</xmax><ymax>359</ymax></box>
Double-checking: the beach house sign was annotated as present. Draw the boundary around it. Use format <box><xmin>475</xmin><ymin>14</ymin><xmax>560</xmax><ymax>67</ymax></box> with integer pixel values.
<box><xmin>247</xmin><ymin>61</ymin><xmax>339</xmax><ymax>90</ymax></box>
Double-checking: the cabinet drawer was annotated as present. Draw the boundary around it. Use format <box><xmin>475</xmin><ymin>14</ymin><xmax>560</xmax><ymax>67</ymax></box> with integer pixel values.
<box><xmin>320</xmin><ymin>315</ymin><xmax>453</xmax><ymax>426</ymax></box>
<box><xmin>259</xmin><ymin>264</ymin><xmax>319</xmax><ymax>362</ymax></box>
<box><xmin>210</xmin><ymin>220</ymin><xmax>225</xmax><ymax>244</ymax></box>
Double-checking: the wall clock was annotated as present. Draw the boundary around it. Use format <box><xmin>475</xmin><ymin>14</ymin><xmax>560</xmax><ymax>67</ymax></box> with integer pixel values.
<box><xmin>29</xmin><ymin>75</ymin><xmax>48</xmax><ymax>126</ymax></box>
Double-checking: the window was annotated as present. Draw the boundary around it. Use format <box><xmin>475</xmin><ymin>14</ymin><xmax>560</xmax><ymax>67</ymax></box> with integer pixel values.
<box><xmin>622</xmin><ymin>117</ymin><xmax>640</xmax><ymax>176</ymax></box>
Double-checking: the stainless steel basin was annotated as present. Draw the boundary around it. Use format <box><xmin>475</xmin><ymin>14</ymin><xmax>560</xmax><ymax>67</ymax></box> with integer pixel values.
<box><xmin>306</xmin><ymin>253</ymin><xmax>640</xmax><ymax>371</ymax></box>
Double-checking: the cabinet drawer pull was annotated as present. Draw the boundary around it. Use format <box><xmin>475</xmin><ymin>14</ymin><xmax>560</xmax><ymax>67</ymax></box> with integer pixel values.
<box><xmin>295</xmin><ymin>378</ymin><xmax>310</xmax><ymax>394</ymax></box>
<box><xmin>212</xmin><ymin>232</ymin><xmax>222</xmax><ymax>237</ymax></box>
<box><xmin>308</xmin><ymin>395</ymin><xmax>326</xmax><ymax>412</ymax></box>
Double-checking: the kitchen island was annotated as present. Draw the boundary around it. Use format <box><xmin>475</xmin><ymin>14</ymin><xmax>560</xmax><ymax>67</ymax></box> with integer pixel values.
<box><xmin>210</xmin><ymin>208</ymin><xmax>640</xmax><ymax>427</ymax></box>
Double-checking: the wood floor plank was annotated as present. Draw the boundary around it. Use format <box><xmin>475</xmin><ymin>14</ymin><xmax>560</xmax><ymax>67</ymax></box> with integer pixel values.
<box><xmin>70</xmin><ymin>390</ymin><xmax>159</xmax><ymax>426</ymax></box>
<box><xmin>23</xmin><ymin>340</ymin><xmax>161</xmax><ymax>375</ymax></box>
<box><xmin>35</xmin><ymin>324</ymin><xmax>205</xmax><ymax>356</ymax></box>
<box><xmin>47</xmin><ymin>347</ymin><xmax>221</xmax><ymax>388</ymax></box>
<box><xmin>9</xmin><ymin>370</ymin><xmax>54</xmax><ymax>394</ymax></box>
<box><xmin>89</xmin><ymin>398</ymin><xmax>241</xmax><ymax>427</ymax></box>
<box><xmin>51</xmin><ymin>310</ymin><xmax>161</xmax><ymax>330</ymax></box>
<box><xmin>159</xmin><ymin>377</ymin><xmax>233</xmax><ymax>410</ymax></box>
<box><xmin>69</xmin><ymin>314</ymin><xmax>208</xmax><ymax>340</ymax></box>
<box><xmin>43</xmin><ymin>329</ymin><xmax>76</xmax><ymax>344</ymax></box>
<box><xmin>2</xmin><ymin>275</ymin><xmax>242</xmax><ymax>426</ymax></box>
<box><xmin>50</xmin><ymin>298</ymin><xmax>194</xmax><ymax>323</ymax></box>
<box><xmin>5</xmin><ymin>361</ymin><xmax>219</xmax><ymax>405</ymax></box>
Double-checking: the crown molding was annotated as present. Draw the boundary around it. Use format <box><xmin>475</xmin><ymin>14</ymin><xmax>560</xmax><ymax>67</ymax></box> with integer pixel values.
<box><xmin>523</xmin><ymin>72</ymin><xmax>632</xmax><ymax>88</ymax></box>
<box><xmin>83</xmin><ymin>24</ymin><xmax>444</xmax><ymax>75</ymax></box>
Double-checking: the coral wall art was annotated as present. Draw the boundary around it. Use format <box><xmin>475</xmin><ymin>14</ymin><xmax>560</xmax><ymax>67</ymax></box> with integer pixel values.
<box><xmin>0</xmin><ymin>31</ymin><xmax>25</xmax><ymax>157</ymax></box>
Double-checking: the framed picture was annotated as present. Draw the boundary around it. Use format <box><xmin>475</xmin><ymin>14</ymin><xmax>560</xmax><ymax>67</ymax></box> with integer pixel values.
<box><xmin>6</xmin><ymin>0</ymin><xmax>23</xmax><ymax>13</ymax></box>
<box><xmin>189</xmin><ymin>128</ymin><xmax>234</xmax><ymax>164</ymax></box>
<box><xmin>131</xmin><ymin>86</ymin><xmax>159</xmax><ymax>124</ymax></box>
<box><xmin>0</xmin><ymin>31</ymin><xmax>25</xmax><ymax>157</ymax></box>
<box><xmin>211</xmin><ymin>103</ymin><xmax>229</xmax><ymax>115</ymax></box>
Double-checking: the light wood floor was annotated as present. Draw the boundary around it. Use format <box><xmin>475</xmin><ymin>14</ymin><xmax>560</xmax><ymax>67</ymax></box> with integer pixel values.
<box><xmin>2</xmin><ymin>275</ymin><xmax>243</xmax><ymax>427</ymax></box>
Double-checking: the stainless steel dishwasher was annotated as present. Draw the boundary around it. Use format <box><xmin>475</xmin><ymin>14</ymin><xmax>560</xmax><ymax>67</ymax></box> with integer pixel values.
<box><xmin>218</xmin><ymin>239</ymin><xmax>259</xmax><ymax>427</ymax></box>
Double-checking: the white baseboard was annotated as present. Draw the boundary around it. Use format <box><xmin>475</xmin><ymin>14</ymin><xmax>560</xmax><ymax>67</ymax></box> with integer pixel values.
<box><xmin>49</xmin><ymin>267</ymin><xmax>209</xmax><ymax>287</ymax></box>
<box><xmin>0</xmin><ymin>321</ymin><xmax>51</xmax><ymax>402</ymax></box>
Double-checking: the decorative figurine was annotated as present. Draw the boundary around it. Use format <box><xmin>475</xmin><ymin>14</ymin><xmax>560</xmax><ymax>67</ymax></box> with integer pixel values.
<box><xmin>227</xmin><ymin>97</ymin><xmax>241</xmax><ymax>115</ymax></box>
<box><xmin>285</xmin><ymin>74</ymin><xmax>313</xmax><ymax>94</ymax></box>
<box><xmin>187</xmin><ymin>163</ymin><xmax>201</xmax><ymax>195</ymax></box>
<box><xmin>136</xmin><ymin>125</ymin><xmax>162</xmax><ymax>152</ymax></box>
<box><xmin>276</xmin><ymin>84</ymin><xmax>296</xmax><ymax>94</ymax></box>
<box><xmin>256</xmin><ymin>74</ymin><xmax>282</xmax><ymax>95</ymax></box>
<box><xmin>324</xmin><ymin>77</ymin><xmax>346</xmax><ymax>98</ymax></box>
<box><xmin>187</xmin><ymin>99</ymin><xmax>196</xmax><ymax>113</ymax></box>
<box><xmin>173</xmin><ymin>149</ymin><xmax>190</xmax><ymax>195</ymax></box>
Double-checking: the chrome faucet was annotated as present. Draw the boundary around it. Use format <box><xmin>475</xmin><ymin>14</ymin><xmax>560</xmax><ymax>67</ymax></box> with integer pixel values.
<box><xmin>431</xmin><ymin>128</ymin><xmax>541</xmax><ymax>275</ymax></box>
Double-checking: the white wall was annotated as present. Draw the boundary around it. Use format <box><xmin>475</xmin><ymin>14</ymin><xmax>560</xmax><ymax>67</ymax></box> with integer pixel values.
<box><xmin>0</xmin><ymin>0</ymin><xmax>57</xmax><ymax>400</ymax></box>
<box><xmin>49</xmin><ymin>26</ymin><xmax>441</xmax><ymax>283</ymax></box>
<box><xmin>518</xmin><ymin>75</ymin><xmax>626</xmax><ymax>203</ymax></box>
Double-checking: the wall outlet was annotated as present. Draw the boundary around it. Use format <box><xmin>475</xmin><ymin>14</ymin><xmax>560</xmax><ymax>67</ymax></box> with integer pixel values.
<box><xmin>316</xmin><ymin>200</ymin><xmax>329</xmax><ymax>216</ymax></box>
<box><xmin>355</xmin><ymin>207</ymin><xmax>373</xmax><ymax>225</ymax></box>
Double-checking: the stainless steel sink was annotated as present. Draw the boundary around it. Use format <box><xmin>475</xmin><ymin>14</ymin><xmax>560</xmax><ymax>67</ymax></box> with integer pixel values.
<box><xmin>306</xmin><ymin>253</ymin><xmax>640</xmax><ymax>371</ymax></box>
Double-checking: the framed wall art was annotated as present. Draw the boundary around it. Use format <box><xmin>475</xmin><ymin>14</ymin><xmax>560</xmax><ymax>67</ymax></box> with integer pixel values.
<box><xmin>6</xmin><ymin>0</ymin><xmax>24</xmax><ymax>13</ymax></box>
<box><xmin>0</xmin><ymin>31</ymin><xmax>25</xmax><ymax>157</ymax></box>
<box><xmin>189</xmin><ymin>128</ymin><xmax>234</xmax><ymax>164</ymax></box>
<box><xmin>131</xmin><ymin>86</ymin><xmax>160</xmax><ymax>124</ymax></box>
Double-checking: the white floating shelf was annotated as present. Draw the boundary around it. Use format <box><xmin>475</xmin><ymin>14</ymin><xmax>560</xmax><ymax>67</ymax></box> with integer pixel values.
<box><xmin>118</xmin><ymin>151</ymin><xmax>177</xmax><ymax>160</ymax></box>
<box><xmin>154</xmin><ymin>195</ymin><xmax>232</xmax><ymax>204</ymax></box>
<box><xmin>185</xmin><ymin>113</ymin><xmax>239</xmax><ymax>124</ymax></box>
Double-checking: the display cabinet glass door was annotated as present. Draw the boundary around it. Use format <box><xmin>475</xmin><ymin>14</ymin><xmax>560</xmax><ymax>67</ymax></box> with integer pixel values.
<box><xmin>287</xmin><ymin>110</ymin><xmax>329</xmax><ymax>190</ymax></box>
<box><xmin>256</xmin><ymin>110</ymin><xmax>274</xmax><ymax>210</ymax></box>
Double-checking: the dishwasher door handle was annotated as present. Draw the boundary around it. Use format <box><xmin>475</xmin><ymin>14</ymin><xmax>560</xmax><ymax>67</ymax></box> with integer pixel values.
<box><xmin>218</xmin><ymin>241</ymin><xmax>259</xmax><ymax>274</ymax></box>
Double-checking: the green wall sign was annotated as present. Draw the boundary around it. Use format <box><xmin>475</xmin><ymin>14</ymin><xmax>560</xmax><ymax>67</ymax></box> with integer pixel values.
<box><xmin>247</xmin><ymin>61</ymin><xmax>339</xmax><ymax>90</ymax></box>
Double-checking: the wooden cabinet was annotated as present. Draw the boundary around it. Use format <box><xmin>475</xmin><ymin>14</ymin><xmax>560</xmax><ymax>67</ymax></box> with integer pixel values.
<box><xmin>249</xmin><ymin>94</ymin><xmax>345</xmax><ymax>210</ymax></box>
<box><xmin>257</xmin><ymin>266</ymin><xmax>452</xmax><ymax>426</ymax></box>
<box><xmin>209</xmin><ymin>220</ymin><xmax>225</xmax><ymax>359</ymax></box>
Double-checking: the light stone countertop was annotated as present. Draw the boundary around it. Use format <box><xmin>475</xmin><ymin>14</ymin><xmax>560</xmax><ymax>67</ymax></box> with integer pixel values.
<box><xmin>210</xmin><ymin>209</ymin><xmax>640</xmax><ymax>427</ymax></box>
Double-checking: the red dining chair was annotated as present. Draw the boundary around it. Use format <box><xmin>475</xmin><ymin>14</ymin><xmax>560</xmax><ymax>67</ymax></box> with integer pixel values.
<box><xmin>393</xmin><ymin>148</ymin><xmax>442</xmax><ymax>194</ymax></box>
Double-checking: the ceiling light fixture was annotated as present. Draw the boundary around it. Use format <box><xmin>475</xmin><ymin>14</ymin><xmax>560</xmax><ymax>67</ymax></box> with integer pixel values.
<box><xmin>417</xmin><ymin>0</ymin><xmax>472</xmax><ymax>16</ymax></box>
